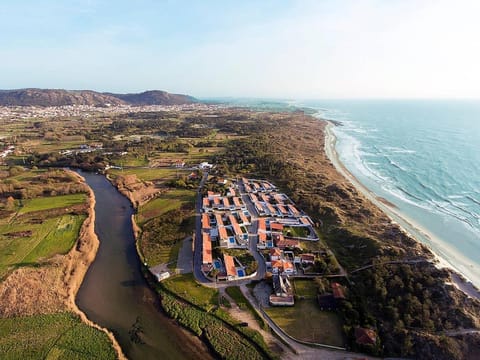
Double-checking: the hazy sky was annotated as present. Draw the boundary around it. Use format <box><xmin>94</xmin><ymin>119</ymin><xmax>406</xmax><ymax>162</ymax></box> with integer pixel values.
<box><xmin>1</xmin><ymin>0</ymin><xmax>480</xmax><ymax>98</ymax></box>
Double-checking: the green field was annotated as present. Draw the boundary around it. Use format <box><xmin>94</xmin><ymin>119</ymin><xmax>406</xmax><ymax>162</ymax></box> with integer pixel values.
<box><xmin>265</xmin><ymin>299</ymin><xmax>345</xmax><ymax>347</ymax></box>
<box><xmin>108</xmin><ymin>167</ymin><xmax>181</xmax><ymax>181</ymax></box>
<box><xmin>293</xmin><ymin>279</ymin><xmax>318</xmax><ymax>298</ymax></box>
<box><xmin>0</xmin><ymin>312</ymin><xmax>116</xmax><ymax>360</ymax></box>
<box><xmin>19</xmin><ymin>194</ymin><xmax>87</xmax><ymax>214</ymax></box>
<box><xmin>162</xmin><ymin>273</ymin><xmax>218</xmax><ymax>311</ymax></box>
<box><xmin>0</xmin><ymin>214</ymin><xmax>85</xmax><ymax>277</ymax></box>
<box><xmin>137</xmin><ymin>189</ymin><xmax>195</xmax><ymax>225</ymax></box>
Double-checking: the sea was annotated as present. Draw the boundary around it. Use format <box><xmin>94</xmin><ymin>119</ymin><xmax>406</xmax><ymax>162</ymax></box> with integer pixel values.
<box><xmin>214</xmin><ymin>97</ymin><xmax>480</xmax><ymax>288</ymax></box>
<box><xmin>297</xmin><ymin>99</ymin><xmax>480</xmax><ymax>289</ymax></box>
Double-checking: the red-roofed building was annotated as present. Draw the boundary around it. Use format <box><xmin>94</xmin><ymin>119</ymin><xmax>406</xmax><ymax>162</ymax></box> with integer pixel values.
<box><xmin>288</xmin><ymin>204</ymin><xmax>300</xmax><ymax>217</ymax></box>
<box><xmin>224</xmin><ymin>254</ymin><xmax>237</xmax><ymax>279</ymax></box>
<box><xmin>203</xmin><ymin>197</ymin><xmax>210</xmax><ymax>207</ymax></box>
<box><xmin>331</xmin><ymin>282</ymin><xmax>346</xmax><ymax>300</ymax></box>
<box><xmin>355</xmin><ymin>328</ymin><xmax>377</xmax><ymax>346</ymax></box>
<box><xmin>222</xmin><ymin>197</ymin><xmax>230</xmax><ymax>209</ymax></box>
<box><xmin>215</xmin><ymin>214</ymin><xmax>224</xmax><ymax>227</ymax></box>
<box><xmin>258</xmin><ymin>232</ymin><xmax>267</xmax><ymax>247</ymax></box>
<box><xmin>258</xmin><ymin>218</ymin><xmax>266</xmax><ymax>232</ymax></box>
<box><xmin>267</xmin><ymin>203</ymin><xmax>278</xmax><ymax>216</ymax></box>
<box><xmin>270</xmin><ymin>247</ymin><xmax>282</xmax><ymax>260</ymax></box>
<box><xmin>233</xmin><ymin>197</ymin><xmax>244</xmax><ymax>209</ymax></box>
<box><xmin>271</xmin><ymin>259</ymin><xmax>295</xmax><ymax>275</ymax></box>
<box><xmin>277</xmin><ymin>204</ymin><xmax>289</xmax><ymax>217</ymax></box>
<box><xmin>270</xmin><ymin>222</ymin><xmax>284</xmax><ymax>232</ymax></box>
<box><xmin>274</xmin><ymin>194</ymin><xmax>284</xmax><ymax>204</ymax></box>
<box><xmin>300</xmin><ymin>217</ymin><xmax>312</xmax><ymax>225</ymax></box>
<box><xmin>239</xmin><ymin>212</ymin><xmax>250</xmax><ymax>225</ymax></box>
<box><xmin>300</xmin><ymin>253</ymin><xmax>315</xmax><ymax>264</ymax></box>
<box><xmin>202</xmin><ymin>213</ymin><xmax>210</xmax><ymax>230</ymax></box>
<box><xmin>218</xmin><ymin>226</ymin><xmax>228</xmax><ymax>245</ymax></box>
<box><xmin>202</xmin><ymin>233</ymin><xmax>212</xmax><ymax>265</ymax></box>
<box><xmin>275</xmin><ymin>237</ymin><xmax>300</xmax><ymax>249</ymax></box>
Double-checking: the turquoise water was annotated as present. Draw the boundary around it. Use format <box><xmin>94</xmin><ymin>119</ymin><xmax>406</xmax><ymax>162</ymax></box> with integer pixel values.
<box><xmin>300</xmin><ymin>100</ymin><xmax>480</xmax><ymax>287</ymax></box>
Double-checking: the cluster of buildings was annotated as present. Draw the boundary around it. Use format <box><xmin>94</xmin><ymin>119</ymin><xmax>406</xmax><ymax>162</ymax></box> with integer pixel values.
<box><xmin>201</xmin><ymin>184</ymin><xmax>253</xmax><ymax>281</ymax></box>
<box><xmin>0</xmin><ymin>103</ymin><xmax>221</xmax><ymax>121</ymax></box>
<box><xmin>238</xmin><ymin>178</ymin><xmax>324</xmax><ymax>306</ymax></box>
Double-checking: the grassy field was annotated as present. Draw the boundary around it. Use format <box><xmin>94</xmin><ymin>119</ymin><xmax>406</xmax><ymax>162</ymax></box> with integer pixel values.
<box><xmin>108</xmin><ymin>167</ymin><xmax>182</xmax><ymax>182</ymax></box>
<box><xmin>265</xmin><ymin>299</ymin><xmax>345</xmax><ymax>347</ymax></box>
<box><xmin>162</xmin><ymin>273</ymin><xmax>218</xmax><ymax>311</ymax></box>
<box><xmin>19</xmin><ymin>194</ymin><xmax>87</xmax><ymax>214</ymax></box>
<box><xmin>0</xmin><ymin>214</ymin><xmax>85</xmax><ymax>277</ymax></box>
<box><xmin>0</xmin><ymin>312</ymin><xmax>116</xmax><ymax>360</ymax></box>
<box><xmin>137</xmin><ymin>189</ymin><xmax>195</xmax><ymax>225</ymax></box>
<box><xmin>293</xmin><ymin>279</ymin><xmax>318</xmax><ymax>298</ymax></box>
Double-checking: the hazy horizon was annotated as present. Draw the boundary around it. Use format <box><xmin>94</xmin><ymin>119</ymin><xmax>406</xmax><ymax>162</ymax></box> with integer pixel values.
<box><xmin>2</xmin><ymin>0</ymin><xmax>480</xmax><ymax>99</ymax></box>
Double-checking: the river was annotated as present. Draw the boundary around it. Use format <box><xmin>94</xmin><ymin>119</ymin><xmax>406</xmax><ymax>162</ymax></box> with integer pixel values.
<box><xmin>75</xmin><ymin>171</ymin><xmax>212</xmax><ymax>360</ymax></box>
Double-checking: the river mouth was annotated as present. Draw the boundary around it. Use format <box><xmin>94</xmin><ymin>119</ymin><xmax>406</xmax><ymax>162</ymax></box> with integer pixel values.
<box><xmin>76</xmin><ymin>171</ymin><xmax>212</xmax><ymax>360</ymax></box>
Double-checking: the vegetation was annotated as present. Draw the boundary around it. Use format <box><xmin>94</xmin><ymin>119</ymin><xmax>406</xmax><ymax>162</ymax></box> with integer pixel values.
<box><xmin>266</xmin><ymin>299</ymin><xmax>345</xmax><ymax>347</ymax></box>
<box><xmin>0</xmin><ymin>312</ymin><xmax>116</xmax><ymax>360</ymax></box>
<box><xmin>162</xmin><ymin>274</ymin><xmax>218</xmax><ymax>311</ymax></box>
<box><xmin>19</xmin><ymin>194</ymin><xmax>86</xmax><ymax>214</ymax></box>
<box><xmin>140</xmin><ymin>207</ymin><xmax>194</xmax><ymax>266</ymax></box>
<box><xmin>225</xmin><ymin>286</ymin><xmax>265</xmax><ymax>329</ymax></box>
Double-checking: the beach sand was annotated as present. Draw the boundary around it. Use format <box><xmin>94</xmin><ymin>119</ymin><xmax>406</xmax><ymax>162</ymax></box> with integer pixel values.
<box><xmin>324</xmin><ymin>121</ymin><xmax>480</xmax><ymax>301</ymax></box>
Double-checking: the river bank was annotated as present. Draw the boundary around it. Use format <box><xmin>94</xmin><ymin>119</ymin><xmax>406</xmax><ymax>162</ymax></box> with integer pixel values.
<box><xmin>76</xmin><ymin>171</ymin><xmax>212</xmax><ymax>360</ymax></box>
<box><xmin>324</xmin><ymin>122</ymin><xmax>480</xmax><ymax>300</ymax></box>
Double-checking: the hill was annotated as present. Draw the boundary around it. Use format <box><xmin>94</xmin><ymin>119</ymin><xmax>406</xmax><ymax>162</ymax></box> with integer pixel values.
<box><xmin>106</xmin><ymin>90</ymin><xmax>197</xmax><ymax>106</ymax></box>
<box><xmin>0</xmin><ymin>89</ymin><xmax>197</xmax><ymax>107</ymax></box>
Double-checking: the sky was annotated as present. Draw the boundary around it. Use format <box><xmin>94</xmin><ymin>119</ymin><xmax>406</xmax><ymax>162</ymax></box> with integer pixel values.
<box><xmin>1</xmin><ymin>0</ymin><xmax>480</xmax><ymax>99</ymax></box>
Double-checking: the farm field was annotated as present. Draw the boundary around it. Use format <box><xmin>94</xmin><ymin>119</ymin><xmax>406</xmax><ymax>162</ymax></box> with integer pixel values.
<box><xmin>137</xmin><ymin>188</ymin><xmax>195</xmax><ymax>225</ymax></box>
<box><xmin>0</xmin><ymin>312</ymin><xmax>115</xmax><ymax>360</ymax></box>
<box><xmin>19</xmin><ymin>194</ymin><xmax>86</xmax><ymax>214</ymax></box>
<box><xmin>0</xmin><ymin>214</ymin><xmax>86</xmax><ymax>278</ymax></box>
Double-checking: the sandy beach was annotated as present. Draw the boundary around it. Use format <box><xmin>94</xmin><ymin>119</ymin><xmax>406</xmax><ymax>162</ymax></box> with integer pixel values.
<box><xmin>324</xmin><ymin>121</ymin><xmax>480</xmax><ymax>300</ymax></box>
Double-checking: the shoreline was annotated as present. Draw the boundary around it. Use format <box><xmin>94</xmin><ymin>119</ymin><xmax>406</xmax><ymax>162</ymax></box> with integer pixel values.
<box><xmin>323</xmin><ymin>121</ymin><xmax>480</xmax><ymax>300</ymax></box>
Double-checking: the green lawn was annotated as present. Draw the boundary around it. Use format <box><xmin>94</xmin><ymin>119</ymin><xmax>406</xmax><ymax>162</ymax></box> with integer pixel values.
<box><xmin>162</xmin><ymin>273</ymin><xmax>218</xmax><ymax>311</ymax></box>
<box><xmin>19</xmin><ymin>194</ymin><xmax>86</xmax><ymax>214</ymax></box>
<box><xmin>0</xmin><ymin>312</ymin><xmax>116</xmax><ymax>360</ymax></box>
<box><xmin>265</xmin><ymin>299</ymin><xmax>345</xmax><ymax>347</ymax></box>
<box><xmin>283</xmin><ymin>225</ymin><xmax>310</xmax><ymax>238</ymax></box>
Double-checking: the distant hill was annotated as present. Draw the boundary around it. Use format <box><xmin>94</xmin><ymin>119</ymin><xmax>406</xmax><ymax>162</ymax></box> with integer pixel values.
<box><xmin>106</xmin><ymin>90</ymin><xmax>197</xmax><ymax>106</ymax></box>
<box><xmin>0</xmin><ymin>88</ymin><xmax>197</xmax><ymax>107</ymax></box>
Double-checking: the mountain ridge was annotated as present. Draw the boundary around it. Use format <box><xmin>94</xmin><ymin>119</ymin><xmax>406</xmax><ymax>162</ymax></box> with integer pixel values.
<box><xmin>0</xmin><ymin>88</ymin><xmax>197</xmax><ymax>106</ymax></box>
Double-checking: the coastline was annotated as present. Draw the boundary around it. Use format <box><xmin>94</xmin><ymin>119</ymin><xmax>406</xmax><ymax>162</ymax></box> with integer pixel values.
<box><xmin>323</xmin><ymin>121</ymin><xmax>480</xmax><ymax>300</ymax></box>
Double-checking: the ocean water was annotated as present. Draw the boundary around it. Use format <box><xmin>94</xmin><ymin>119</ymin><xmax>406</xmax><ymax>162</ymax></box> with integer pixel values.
<box><xmin>299</xmin><ymin>100</ymin><xmax>480</xmax><ymax>288</ymax></box>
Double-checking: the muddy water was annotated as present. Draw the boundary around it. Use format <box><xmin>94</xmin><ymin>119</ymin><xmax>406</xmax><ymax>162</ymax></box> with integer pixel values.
<box><xmin>76</xmin><ymin>172</ymin><xmax>212</xmax><ymax>360</ymax></box>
